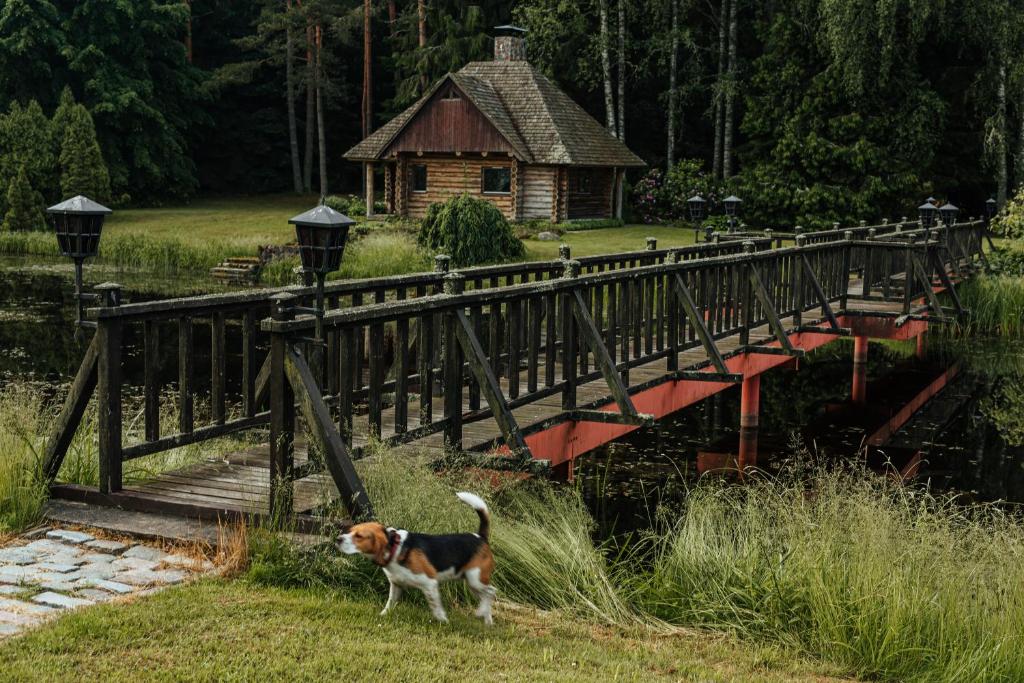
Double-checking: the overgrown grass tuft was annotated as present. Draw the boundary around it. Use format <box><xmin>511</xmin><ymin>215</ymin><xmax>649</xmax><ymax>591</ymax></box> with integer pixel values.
<box><xmin>639</xmin><ymin>467</ymin><xmax>1024</xmax><ymax>681</ymax></box>
<box><xmin>947</xmin><ymin>275</ymin><xmax>1024</xmax><ymax>339</ymax></box>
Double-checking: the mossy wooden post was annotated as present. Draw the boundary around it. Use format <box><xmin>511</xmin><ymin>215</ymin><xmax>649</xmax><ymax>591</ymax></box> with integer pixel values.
<box><xmin>96</xmin><ymin>283</ymin><xmax>123</xmax><ymax>494</ymax></box>
<box><xmin>793</xmin><ymin>235</ymin><xmax>805</xmax><ymax>327</ymax></box>
<box><xmin>269</xmin><ymin>292</ymin><xmax>297</xmax><ymax>519</ymax></box>
<box><xmin>666</xmin><ymin>250</ymin><xmax>681</xmax><ymax>371</ymax></box>
<box><xmin>561</xmin><ymin>260</ymin><xmax>581</xmax><ymax>409</ymax></box>
<box><xmin>443</xmin><ymin>273</ymin><xmax>465</xmax><ymax>451</ymax></box>
<box><xmin>432</xmin><ymin>255</ymin><xmax>449</xmax><ymax>397</ymax></box>
<box><xmin>841</xmin><ymin>230</ymin><xmax>854</xmax><ymax>310</ymax></box>
<box><xmin>739</xmin><ymin>242</ymin><xmax>755</xmax><ymax>346</ymax></box>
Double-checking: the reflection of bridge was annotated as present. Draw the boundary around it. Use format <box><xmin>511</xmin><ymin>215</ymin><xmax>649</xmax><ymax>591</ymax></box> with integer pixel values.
<box><xmin>44</xmin><ymin>220</ymin><xmax>987</xmax><ymax>523</ymax></box>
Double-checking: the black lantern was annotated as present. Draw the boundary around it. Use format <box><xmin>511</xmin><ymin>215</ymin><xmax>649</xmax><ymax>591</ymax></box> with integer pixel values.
<box><xmin>289</xmin><ymin>203</ymin><xmax>355</xmax><ymax>341</ymax></box>
<box><xmin>687</xmin><ymin>195</ymin><xmax>707</xmax><ymax>223</ymax></box>
<box><xmin>939</xmin><ymin>202</ymin><xmax>959</xmax><ymax>227</ymax></box>
<box><xmin>723</xmin><ymin>195</ymin><xmax>742</xmax><ymax>232</ymax></box>
<box><xmin>986</xmin><ymin>197</ymin><xmax>998</xmax><ymax>223</ymax></box>
<box><xmin>46</xmin><ymin>195</ymin><xmax>112</xmax><ymax>328</ymax></box>
<box><xmin>918</xmin><ymin>201</ymin><xmax>938</xmax><ymax>229</ymax></box>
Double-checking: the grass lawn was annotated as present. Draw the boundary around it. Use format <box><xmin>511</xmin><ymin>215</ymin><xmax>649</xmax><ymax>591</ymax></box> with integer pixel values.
<box><xmin>523</xmin><ymin>225</ymin><xmax>698</xmax><ymax>261</ymax></box>
<box><xmin>104</xmin><ymin>193</ymin><xmax>320</xmax><ymax>249</ymax></box>
<box><xmin>0</xmin><ymin>580</ymin><xmax>845</xmax><ymax>682</ymax></box>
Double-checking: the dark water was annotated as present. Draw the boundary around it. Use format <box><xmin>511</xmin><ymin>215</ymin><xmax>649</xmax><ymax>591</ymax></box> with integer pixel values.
<box><xmin>2</xmin><ymin>261</ymin><xmax>1023</xmax><ymax>536</ymax></box>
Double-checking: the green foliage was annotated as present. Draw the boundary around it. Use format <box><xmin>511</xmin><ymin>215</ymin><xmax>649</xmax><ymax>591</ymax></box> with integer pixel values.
<box><xmin>0</xmin><ymin>0</ymin><xmax>65</xmax><ymax>111</ymax></box>
<box><xmin>633</xmin><ymin>159</ymin><xmax>729</xmax><ymax>224</ymax></box>
<box><xmin>558</xmin><ymin>218</ymin><xmax>625</xmax><ymax>232</ymax></box>
<box><xmin>2</xmin><ymin>165</ymin><xmax>44</xmax><ymax>232</ymax></box>
<box><xmin>0</xmin><ymin>100</ymin><xmax>55</xmax><ymax>214</ymax></box>
<box><xmin>59</xmin><ymin>103</ymin><xmax>111</xmax><ymax>203</ymax></box>
<box><xmin>993</xmin><ymin>186</ymin><xmax>1024</xmax><ymax>238</ymax></box>
<box><xmin>418</xmin><ymin>194</ymin><xmax>525</xmax><ymax>266</ymax></box>
<box><xmin>737</xmin><ymin>3</ymin><xmax>943</xmax><ymax>229</ymax></box>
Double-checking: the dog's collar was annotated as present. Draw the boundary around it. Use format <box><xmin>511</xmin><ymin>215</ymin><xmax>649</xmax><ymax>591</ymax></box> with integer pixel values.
<box><xmin>379</xmin><ymin>529</ymin><xmax>402</xmax><ymax>565</ymax></box>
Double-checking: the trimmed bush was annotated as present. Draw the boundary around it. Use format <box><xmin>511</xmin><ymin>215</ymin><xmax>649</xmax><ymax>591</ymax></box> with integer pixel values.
<box><xmin>993</xmin><ymin>186</ymin><xmax>1024</xmax><ymax>239</ymax></box>
<box><xmin>418</xmin><ymin>193</ymin><xmax>525</xmax><ymax>266</ymax></box>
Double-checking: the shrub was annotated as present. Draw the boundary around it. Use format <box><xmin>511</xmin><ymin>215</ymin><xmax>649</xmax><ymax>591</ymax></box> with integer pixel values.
<box><xmin>418</xmin><ymin>193</ymin><xmax>525</xmax><ymax>266</ymax></box>
<box><xmin>632</xmin><ymin>159</ymin><xmax>730</xmax><ymax>224</ymax></box>
<box><xmin>2</xmin><ymin>165</ymin><xmax>44</xmax><ymax>232</ymax></box>
<box><xmin>993</xmin><ymin>186</ymin><xmax>1024</xmax><ymax>239</ymax></box>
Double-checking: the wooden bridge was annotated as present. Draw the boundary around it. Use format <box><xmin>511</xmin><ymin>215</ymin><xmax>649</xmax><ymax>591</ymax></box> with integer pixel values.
<box><xmin>42</xmin><ymin>220</ymin><xmax>987</xmax><ymax>524</ymax></box>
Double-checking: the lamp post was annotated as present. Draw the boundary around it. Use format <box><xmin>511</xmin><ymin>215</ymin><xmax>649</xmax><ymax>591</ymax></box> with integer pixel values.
<box><xmin>918</xmin><ymin>201</ymin><xmax>938</xmax><ymax>229</ymax></box>
<box><xmin>723</xmin><ymin>195</ymin><xmax>742</xmax><ymax>233</ymax></box>
<box><xmin>986</xmin><ymin>197</ymin><xmax>998</xmax><ymax>225</ymax></box>
<box><xmin>687</xmin><ymin>194</ymin><xmax>707</xmax><ymax>240</ymax></box>
<box><xmin>939</xmin><ymin>202</ymin><xmax>959</xmax><ymax>228</ymax></box>
<box><xmin>46</xmin><ymin>195</ymin><xmax>112</xmax><ymax>328</ymax></box>
<box><xmin>288</xmin><ymin>202</ymin><xmax>355</xmax><ymax>343</ymax></box>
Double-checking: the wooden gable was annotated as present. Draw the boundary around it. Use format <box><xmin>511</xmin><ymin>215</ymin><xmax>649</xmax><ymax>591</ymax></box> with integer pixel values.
<box><xmin>384</xmin><ymin>82</ymin><xmax>517</xmax><ymax>157</ymax></box>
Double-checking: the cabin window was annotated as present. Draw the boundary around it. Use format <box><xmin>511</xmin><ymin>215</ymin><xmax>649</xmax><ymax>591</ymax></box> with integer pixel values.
<box><xmin>411</xmin><ymin>164</ymin><xmax>427</xmax><ymax>192</ymax></box>
<box><xmin>481</xmin><ymin>167</ymin><xmax>511</xmax><ymax>195</ymax></box>
<box><xmin>573</xmin><ymin>170</ymin><xmax>594</xmax><ymax>195</ymax></box>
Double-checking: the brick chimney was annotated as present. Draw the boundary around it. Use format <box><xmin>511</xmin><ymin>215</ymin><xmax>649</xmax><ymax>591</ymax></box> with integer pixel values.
<box><xmin>493</xmin><ymin>25</ymin><xmax>527</xmax><ymax>62</ymax></box>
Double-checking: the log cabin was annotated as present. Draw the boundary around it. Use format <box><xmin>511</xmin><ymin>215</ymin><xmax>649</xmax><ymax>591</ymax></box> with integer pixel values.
<box><xmin>344</xmin><ymin>26</ymin><xmax>645</xmax><ymax>223</ymax></box>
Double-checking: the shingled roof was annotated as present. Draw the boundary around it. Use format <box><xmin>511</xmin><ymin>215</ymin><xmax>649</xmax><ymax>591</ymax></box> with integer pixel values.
<box><xmin>344</xmin><ymin>61</ymin><xmax>645</xmax><ymax>167</ymax></box>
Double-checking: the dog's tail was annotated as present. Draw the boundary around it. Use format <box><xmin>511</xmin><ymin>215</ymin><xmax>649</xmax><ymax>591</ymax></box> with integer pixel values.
<box><xmin>456</xmin><ymin>492</ymin><xmax>490</xmax><ymax>542</ymax></box>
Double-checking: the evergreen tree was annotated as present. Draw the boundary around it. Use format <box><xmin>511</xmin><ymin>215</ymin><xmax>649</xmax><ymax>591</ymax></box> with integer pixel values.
<box><xmin>0</xmin><ymin>0</ymin><xmax>65</xmax><ymax>111</ymax></box>
<box><xmin>2</xmin><ymin>165</ymin><xmax>44</xmax><ymax>232</ymax></box>
<box><xmin>0</xmin><ymin>100</ymin><xmax>55</xmax><ymax>215</ymax></box>
<box><xmin>59</xmin><ymin>104</ymin><xmax>111</xmax><ymax>203</ymax></box>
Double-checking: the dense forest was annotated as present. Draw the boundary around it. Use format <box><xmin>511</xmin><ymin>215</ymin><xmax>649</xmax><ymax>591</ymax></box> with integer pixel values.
<box><xmin>1</xmin><ymin>0</ymin><xmax>1022</xmax><ymax>227</ymax></box>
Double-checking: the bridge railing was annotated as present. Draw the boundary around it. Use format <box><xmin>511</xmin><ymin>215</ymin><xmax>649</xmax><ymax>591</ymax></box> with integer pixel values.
<box><xmin>43</xmin><ymin>220</ymin><xmax>985</xmax><ymax>519</ymax></box>
<box><xmin>38</xmin><ymin>235</ymin><xmax>758</xmax><ymax>497</ymax></box>
<box><xmin>259</xmin><ymin>227</ymin><xmax>983</xmax><ymax>518</ymax></box>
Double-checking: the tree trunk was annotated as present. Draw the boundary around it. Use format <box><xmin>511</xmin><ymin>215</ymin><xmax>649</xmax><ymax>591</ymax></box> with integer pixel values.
<box><xmin>722</xmin><ymin>0</ymin><xmax>738</xmax><ymax>179</ymax></box>
<box><xmin>184</xmin><ymin>0</ymin><xmax>193</xmax><ymax>63</ymax></box>
<box><xmin>712</xmin><ymin>0</ymin><xmax>728</xmax><ymax>179</ymax></box>
<box><xmin>997</xmin><ymin>61</ymin><xmax>1008</xmax><ymax>208</ymax></box>
<box><xmin>388</xmin><ymin>1</ymin><xmax>397</xmax><ymax>32</ymax></box>
<box><xmin>362</xmin><ymin>0</ymin><xmax>373</xmax><ymax>139</ymax></box>
<box><xmin>617</xmin><ymin>0</ymin><xmax>626</xmax><ymax>142</ymax></box>
<box><xmin>1018</xmin><ymin>85</ymin><xmax>1024</xmax><ymax>194</ymax></box>
<box><xmin>418</xmin><ymin>0</ymin><xmax>428</xmax><ymax>92</ymax></box>
<box><xmin>666</xmin><ymin>0</ymin><xmax>678</xmax><ymax>169</ymax></box>
<box><xmin>599</xmin><ymin>1</ymin><xmax>616</xmax><ymax>135</ymax></box>
<box><xmin>303</xmin><ymin>22</ymin><xmax>315</xmax><ymax>193</ymax></box>
<box><xmin>316</xmin><ymin>25</ymin><xmax>328</xmax><ymax>197</ymax></box>
<box><xmin>286</xmin><ymin>0</ymin><xmax>302</xmax><ymax>193</ymax></box>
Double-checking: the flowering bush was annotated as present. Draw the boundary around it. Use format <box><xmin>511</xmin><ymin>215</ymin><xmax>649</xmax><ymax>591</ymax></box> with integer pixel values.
<box><xmin>631</xmin><ymin>159</ymin><xmax>730</xmax><ymax>224</ymax></box>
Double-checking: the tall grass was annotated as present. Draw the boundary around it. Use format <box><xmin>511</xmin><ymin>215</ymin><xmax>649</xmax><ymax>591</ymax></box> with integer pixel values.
<box><xmin>640</xmin><ymin>468</ymin><xmax>1024</xmax><ymax>681</ymax></box>
<box><xmin>0</xmin><ymin>382</ymin><xmax>252</xmax><ymax>534</ymax></box>
<box><xmin>260</xmin><ymin>232</ymin><xmax>432</xmax><ymax>286</ymax></box>
<box><xmin>249</xmin><ymin>450</ymin><xmax>1024</xmax><ymax>681</ymax></box>
<box><xmin>947</xmin><ymin>275</ymin><xmax>1024</xmax><ymax>339</ymax></box>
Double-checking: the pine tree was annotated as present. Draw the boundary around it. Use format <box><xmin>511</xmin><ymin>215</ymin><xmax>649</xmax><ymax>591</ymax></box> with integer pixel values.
<box><xmin>59</xmin><ymin>104</ymin><xmax>111</xmax><ymax>203</ymax></box>
<box><xmin>0</xmin><ymin>99</ymin><xmax>54</xmax><ymax>215</ymax></box>
<box><xmin>2</xmin><ymin>165</ymin><xmax>43</xmax><ymax>232</ymax></box>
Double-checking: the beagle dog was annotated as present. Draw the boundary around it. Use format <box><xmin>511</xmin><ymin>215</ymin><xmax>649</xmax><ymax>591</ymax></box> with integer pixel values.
<box><xmin>337</xmin><ymin>492</ymin><xmax>497</xmax><ymax>625</ymax></box>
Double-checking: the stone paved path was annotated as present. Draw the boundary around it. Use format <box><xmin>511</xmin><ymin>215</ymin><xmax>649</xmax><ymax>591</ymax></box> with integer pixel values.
<box><xmin>0</xmin><ymin>526</ymin><xmax>215</xmax><ymax>639</ymax></box>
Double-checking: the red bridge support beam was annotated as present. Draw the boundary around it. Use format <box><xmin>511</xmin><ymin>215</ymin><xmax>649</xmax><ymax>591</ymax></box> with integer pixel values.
<box><xmin>916</xmin><ymin>331</ymin><xmax>927</xmax><ymax>360</ymax></box>
<box><xmin>852</xmin><ymin>335</ymin><xmax>869</xmax><ymax>404</ymax></box>
<box><xmin>738</xmin><ymin>374</ymin><xmax>760</xmax><ymax>471</ymax></box>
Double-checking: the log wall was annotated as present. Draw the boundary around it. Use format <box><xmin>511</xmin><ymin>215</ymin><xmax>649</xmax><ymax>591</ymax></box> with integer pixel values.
<box><xmin>403</xmin><ymin>155</ymin><xmax>515</xmax><ymax>219</ymax></box>
<box><xmin>567</xmin><ymin>167</ymin><xmax>615</xmax><ymax>220</ymax></box>
<box><xmin>520</xmin><ymin>165</ymin><xmax>557</xmax><ymax>221</ymax></box>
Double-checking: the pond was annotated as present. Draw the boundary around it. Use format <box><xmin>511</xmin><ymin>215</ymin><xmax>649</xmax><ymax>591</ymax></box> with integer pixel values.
<box><xmin>2</xmin><ymin>260</ymin><xmax>1022</xmax><ymax>536</ymax></box>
